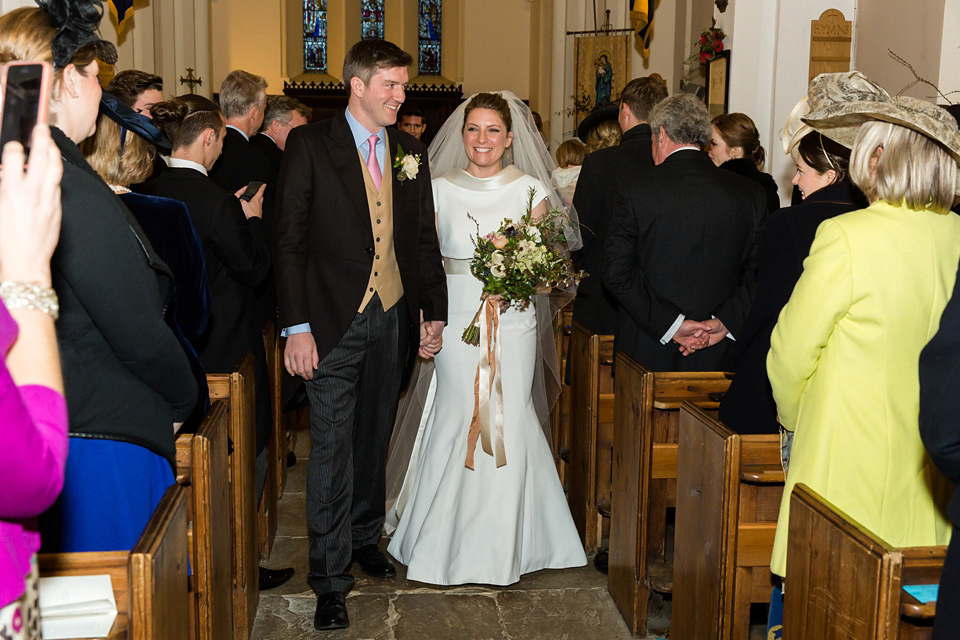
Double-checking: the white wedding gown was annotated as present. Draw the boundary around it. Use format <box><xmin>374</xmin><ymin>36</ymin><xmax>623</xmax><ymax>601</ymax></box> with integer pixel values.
<box><xmin>386</xmin><ymin>166</ymin><xmax>586</xmax><ymax>586</ymax></box>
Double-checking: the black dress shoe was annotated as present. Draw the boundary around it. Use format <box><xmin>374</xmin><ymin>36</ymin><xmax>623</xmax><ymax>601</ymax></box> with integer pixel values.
<box><xmin>259</xmin><ymin>565</ymin><xmax>295</xmax><ymax>590</ymax></box>
<box><xmin>286</xmin><ymin>450</ymin><xmax>297</xmax><ymax>467</ymax></box>
<box><xmin>351</xmin><ymin>544</ymin><xmax>396</xmax><ymax>578</ymax></box>
<box><xmin>314</xmin><ymin>591</ymin><xmax>349</xmax><ymax>631</ymax></box>
<box><xmin>593</xmin><ymin>549</ymin><xmax>609</xmax><ymax>574</ymax></box>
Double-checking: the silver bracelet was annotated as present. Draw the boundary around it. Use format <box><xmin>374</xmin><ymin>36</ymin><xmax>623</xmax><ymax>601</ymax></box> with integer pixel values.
<box><xmin>0</xmin><ymin>281</ymin><xmax>59</xmax><ymax>320</ymax></box>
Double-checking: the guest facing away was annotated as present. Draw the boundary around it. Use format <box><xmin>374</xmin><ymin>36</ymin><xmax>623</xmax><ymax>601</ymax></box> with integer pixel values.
<box><xmin>603</xmin><ymin>93</ymin><xmax>765</xmax><ymax>371</ymax></box>
<box><xmin>708</xmin><ymin>112</ymin><xmax>780</xmax><ymax>213</ymax></box>
<box><xmin>572</xmin><ymin>74</ymin><xmax>668</xmax><ymax>336</ymax></box>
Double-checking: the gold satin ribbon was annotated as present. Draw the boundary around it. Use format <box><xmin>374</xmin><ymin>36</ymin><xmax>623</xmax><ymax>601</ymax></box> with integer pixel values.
<box><xmin>465</xmin><ymin>296</ymin><xmax>507</xmax><ymax>470</ymax></box>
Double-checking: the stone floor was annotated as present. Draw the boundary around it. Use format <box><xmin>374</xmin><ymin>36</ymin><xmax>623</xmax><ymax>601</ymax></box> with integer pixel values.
<box><xmin>251</xmin><ymin>432</ymin><xmax>656</xmax><ymax>640</ymax></box>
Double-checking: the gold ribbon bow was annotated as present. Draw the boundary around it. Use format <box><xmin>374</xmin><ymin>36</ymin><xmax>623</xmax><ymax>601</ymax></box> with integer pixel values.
<box><xmin>465</xmin><ymin>296</ymin><xmax>507</xmax><ymax>470</ymax></box>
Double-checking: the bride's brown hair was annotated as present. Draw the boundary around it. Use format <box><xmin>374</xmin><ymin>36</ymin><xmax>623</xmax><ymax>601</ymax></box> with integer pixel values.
<box><xmin>462</xmin><ymin>92</ymin><xmax>512</xmax><ymax>133</ymax></box>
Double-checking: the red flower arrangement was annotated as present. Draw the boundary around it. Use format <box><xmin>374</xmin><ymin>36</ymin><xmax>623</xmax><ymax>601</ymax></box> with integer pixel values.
<box><xmin>687</xmin><ymin>18</ymin><xmax>727</xmax><ymax>65</ymax></box>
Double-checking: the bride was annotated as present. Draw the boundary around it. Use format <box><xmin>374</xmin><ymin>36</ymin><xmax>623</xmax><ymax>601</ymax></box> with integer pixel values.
<box><xmin>386</xmin><ymin>92</ymin><xmax>587</xmax><ymax>586</ymax></box>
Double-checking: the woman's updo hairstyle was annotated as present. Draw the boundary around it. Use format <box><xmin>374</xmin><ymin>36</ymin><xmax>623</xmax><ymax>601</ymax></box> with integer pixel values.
<box><xmin>463</xmin><ymin>92</ymin><xmax>512</xmax><ymax>133</ymax></box>
<box><xmin>712</xmin><ymin>112</ymin><xmax>766</xmax><ymax>170</ymax></box>
<box><xmin>796</xmin><ymin>132</ymin><xmax>850</xmax><ymax>185</ymax></box>
<box><xmin>585</xmin><ymin>120</ymin><xmax>621</xmax><ymax>153</ymax></box>
<box><xmin>151</xmin><ymin>94</ymin><xmax>224</xmax><ymax>150</ymax></box>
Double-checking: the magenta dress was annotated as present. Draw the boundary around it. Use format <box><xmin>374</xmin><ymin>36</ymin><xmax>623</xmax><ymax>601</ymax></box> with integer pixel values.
<box><xmin>0</xmin><ymin>302</ymin><xmax>68</xmax><ymax>607</ymax></box>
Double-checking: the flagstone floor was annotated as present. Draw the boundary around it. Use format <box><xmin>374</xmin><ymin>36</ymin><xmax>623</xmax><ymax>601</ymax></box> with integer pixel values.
<box><xmin>250</xmin><ymin>432</ymin><xmax>656</xmax><ymax>640</ymax></box>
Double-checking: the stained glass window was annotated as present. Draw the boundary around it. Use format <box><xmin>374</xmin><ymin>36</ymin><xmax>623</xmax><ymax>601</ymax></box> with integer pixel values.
<box><xmin>362</xmin><ymin>0</ymin><xmax>384</xmax><ymax>40</ymax></box>
<box><xmin>303</xmin><ymin>1</ymin><xmax>327</xmax><ymax>73</ymax></box>
<box><xmin>418</xmin><ymin>0</ymin><xmax>441</xmax><ymax>75</ymax></box>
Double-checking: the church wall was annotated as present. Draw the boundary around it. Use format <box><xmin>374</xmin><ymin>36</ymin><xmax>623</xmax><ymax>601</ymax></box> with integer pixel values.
<box><xmin>854</xmin><ymin>0</ymin><xmax>945</xmax><ymax>102</ymax></box>
<box><xmin>460</xmin><ymin>0</ymin><xmax>533</xmax><ymax>99</ymax></box>
<box><xmin>210</xmin><ymin>0</ymin><xmax>285</xmax><ymax>93</ymax></box>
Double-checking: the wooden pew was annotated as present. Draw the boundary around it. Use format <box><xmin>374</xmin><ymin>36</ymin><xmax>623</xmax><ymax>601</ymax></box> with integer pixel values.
<box><xmin>39</xmin><ymin>484</ymin><xmax>190</xmax><ymax>640</ymax></box>
<box><xmin>175</xmin><ymin>400</ymin><xmax>234</xmax><ymax>640</ymax></box>
<box><xmin>785</xmin><ymin>483</ymin><xmax>944</xmax><ymax>640</ymax></box>
<box><xmin>607</xmin><ymin>353</ymin><xmax>733</xmax><ymax>636</ymax></box>
<box><xmin>551</xmin><ymin>303</ymin><xmax>574</xmax><ymax>487</ymax></box>
<box><xmin>206</xmin><ymin>351</ymin><xmax>259</xmax><ymax>640</ymax></box>
<box><xmin>568</xmin><ymin>320</ymin><xmax>615</xmax><ymax>552</ymax></box>
<box><xmin>259</xmin><ymin>320</ymin><xmax>281</xmax><ymax>557</ymax></box>
<box><xmin>672</xmin><ymin>402</ymin><xmax>783</xmax><ymax>640</ymax></box>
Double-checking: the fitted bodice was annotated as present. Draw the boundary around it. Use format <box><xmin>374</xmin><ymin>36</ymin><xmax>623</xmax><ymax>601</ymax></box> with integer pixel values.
<box><xmin>433</xmin><ymin>166</ymin><xmax>547</xmax><ymax>259</ymax></box>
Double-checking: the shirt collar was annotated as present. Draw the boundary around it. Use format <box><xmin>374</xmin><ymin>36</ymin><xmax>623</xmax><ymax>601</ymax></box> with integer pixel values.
<box><xmin>226</xmin><ymin>124</ymin><xmax>249</xmax><ymax>141</ymax></box>
<box><xmin>168</xmin><ymin>157</ymin><xmax>208</xmax><ymax>175</ymax></box>
<box><xmin>344</xmin><ymin>107</ymin><xmax>386</xmax><ymax>151</ymax></box>
<box><xmin>666</xmin><ymin>145</ymin><xmax>701</xmax><ymax>159</ymax></box>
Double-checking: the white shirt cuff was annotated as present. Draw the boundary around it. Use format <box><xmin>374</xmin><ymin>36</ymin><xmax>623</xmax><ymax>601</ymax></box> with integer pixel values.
<box><xmin>661</xmin><ymin>314</ymin><xmax>685</xmax><ymax>345</ymax></box>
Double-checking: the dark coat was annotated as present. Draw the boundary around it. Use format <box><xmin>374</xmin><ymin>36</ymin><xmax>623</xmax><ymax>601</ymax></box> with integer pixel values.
<box><xmin>120</xmin><ymin>191</ymin><xmax>213</xmax><ymax>421</ymax></box>
<box><xmin>718</xmin><ymin>181</ymin><xmax>864</xmax><ymax>434</ymax></box>
<box><xmin>571</xmin><ymin>124</ymin><xmax>653</xmax><ymax>335</ymax></box>
<box><xmin>273</xmin><ymin>112</ymin><xmax>447</xmax><ymax>388</ymax></box>
<box><xmin>719</xmin><ymin>158</ymin><xmax>781</xmax><ymax>213</ymax></box>
<box><xmin>603</xmin><ymin>149</ymin><xmax>765</xmax><ymax>372</ymax></box>
<box><xmin>50</xmin><ymin>127</ymin><xmax>197</xmax><ymax>468</ymax></box>
<box><xmin>250</xmin><ymin>132</ymin><xmax>283</xmax><ymax>188</ymax></box>
<box><xmin>139</xmin><ymin>166</ymin><xmax>272</xmax><ymax>450</ymax></box>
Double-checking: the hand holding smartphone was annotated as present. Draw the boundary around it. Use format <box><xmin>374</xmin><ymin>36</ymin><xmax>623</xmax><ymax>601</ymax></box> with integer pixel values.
<box><xmin>0</xmin><ymin>61</ymin><xmax>52</xmax><ymax>161</ymax></box>
<box><xmin>235</xmin><ymin>181</ymin><xmax>266</xmax><ymax>220</ymax></box>
<box><xmin>239</xmin><ymin>180</ymin><xmax>265</xmax><ymax>202</ymax></box>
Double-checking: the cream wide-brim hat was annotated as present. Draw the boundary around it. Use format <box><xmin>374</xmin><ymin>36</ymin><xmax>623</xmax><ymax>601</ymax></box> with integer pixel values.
<box><xmin>779</xmin><ymin>71</ymin><xmax>890</xmax><ymax>159</ymax></box>
<box><xmin>802</xmin><ymin>94</ymin><xmax>960</xmax><ymax>193</ymax></box>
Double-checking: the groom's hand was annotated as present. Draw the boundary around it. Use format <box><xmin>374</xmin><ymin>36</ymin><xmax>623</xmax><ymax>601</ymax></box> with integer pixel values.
<box><xmin>284</xmin><ymin>332</ymin><xmax>319</xmax><ymax>380</ymax></box>
<box><xmin>418</xmin><ymin>320</ymin><xmax>445</xmax><ymax>359</ymax></box>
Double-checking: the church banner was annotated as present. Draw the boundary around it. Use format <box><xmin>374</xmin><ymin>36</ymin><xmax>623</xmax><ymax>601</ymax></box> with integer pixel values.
<box><xmin>109</xmin><ymin>0</ymin><xmax>134</xmax><ymax>29</ymax></box>
<box><xmin>573</xmin><ymin>33</ymin><xmax>632</xmax><ymax>131</ymax></box>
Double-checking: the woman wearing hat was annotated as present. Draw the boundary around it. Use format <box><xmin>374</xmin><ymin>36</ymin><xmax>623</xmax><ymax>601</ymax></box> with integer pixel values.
<box><xmin>84</xmin><ymin>93</ymin><xmax>212</xmax><ymax>423</ymax></box>
<box><xmin>767</xmin><ymin>94</ymin><xmax>960</xmax><ymax>594</ymax></box>
<box><xmin>0</xmin><ymin>1</ymin><xmax>198</xmax><ymax>553</ymax></box>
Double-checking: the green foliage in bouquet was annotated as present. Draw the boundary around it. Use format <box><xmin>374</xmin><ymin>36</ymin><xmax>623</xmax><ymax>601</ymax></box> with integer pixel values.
<box><xmin>462</xmin><ymin>187</ymin><xmax>584</xmax><ymax>345</ymax></box>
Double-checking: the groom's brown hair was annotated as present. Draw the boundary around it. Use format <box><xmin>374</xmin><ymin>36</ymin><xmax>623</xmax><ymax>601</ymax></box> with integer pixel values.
<box><xmin>343</xmin><ymin>40</ymin><xmax>412</xmax><ymax>88</ymax></box>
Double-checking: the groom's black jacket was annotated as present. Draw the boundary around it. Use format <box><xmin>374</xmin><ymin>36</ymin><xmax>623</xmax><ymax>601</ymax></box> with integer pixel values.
<box><xmin>273</xmin><ymin>113</ymin><xmax>447</xmax><ymax>392</ymax></box>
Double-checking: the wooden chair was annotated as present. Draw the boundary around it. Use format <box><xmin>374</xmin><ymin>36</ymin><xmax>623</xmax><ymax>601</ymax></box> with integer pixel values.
<box><xmin>568</xmin><ymin>320</ymin><xmax>615</xmax><ymax>552</ymax></box>
<box><xmin>607</xmin><ymin>353</ymin><xmax>733</xmax><ymax>636</ymax></box>
<box><xmin>259</xmin><ymin>320</ymin><xmax>281</xmax><ymax>557</ymax></box>
<box><xmin>39</xmin><ymin>484</ymin><xmax>190</xmax><ymax>640</ymax></box>
<box><xmin>175</xmin><ymin>400</ymin><xmax>234</xmax><ymax>640</ymax></box>
<box><xmin>785</xmin><ymin>483</ymin><xmax>944</xmax><ymax>640</ymax></box>
<box><xmin>672</xmin><ymin>402</ymin><xmax>783</xmax><ymax>640</ymax></box>
<box><xmin>206</xmin><ymin>351</ymin><xmax>258</xmax><ymax>640</ymax></box>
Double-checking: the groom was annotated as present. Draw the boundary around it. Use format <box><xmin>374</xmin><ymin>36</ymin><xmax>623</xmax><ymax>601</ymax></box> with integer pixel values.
<box><xmin>273</xmin><ymin>39</ymin><xmax>447</xmax><ymax>630</ymax></box>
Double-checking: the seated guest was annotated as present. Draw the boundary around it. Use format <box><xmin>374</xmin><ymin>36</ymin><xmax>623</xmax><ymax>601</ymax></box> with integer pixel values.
<box><xmin>143</xmin><ymin>96</ymin><xmax>293</xmax><ymax>589</ymax></box>
<box><xmin>84</xmin><ymin>91</ymin><xmax>212</xmax><ymax>422</ymax></box>
<box><xmin>551</xmin><ymin>138</ymin><xmax>584</xmax><ymax>207</ymax></box>
<box><xmin>0</xmin><ymin>4</ymin><xmax>198</xmax><ymax>554</ymax></box>
<box><xmin>708</xmin><ymin>112</ymin><xmax>780</xmax><ymax>212</ymax></box>
<box><xmin>718</xmin><ymin>131</ymin><xmax>863</xmax><ymax>434</ymax></box>
<box><xmin>0</xmin><ymin>126</ymin><xmax>67</xmax><ymax>637</ymax></box>
<box><xmin>767</xmin><ymin>93</ymin><xmax>960</xmax><ymax>627</ymax></box>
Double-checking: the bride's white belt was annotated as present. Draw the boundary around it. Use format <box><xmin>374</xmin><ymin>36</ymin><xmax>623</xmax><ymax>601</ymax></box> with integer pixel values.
<box><xmin>442</xmin><ymin>256</ymin><xmax>472</xmax><ymax>276</ymax></box>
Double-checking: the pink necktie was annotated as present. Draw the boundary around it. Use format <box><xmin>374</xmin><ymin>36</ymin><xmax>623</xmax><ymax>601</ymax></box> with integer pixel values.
<box><xmin>366</xmin><ymin>134</ymin><xmax>382</xmax><ymax>191</ymax></box>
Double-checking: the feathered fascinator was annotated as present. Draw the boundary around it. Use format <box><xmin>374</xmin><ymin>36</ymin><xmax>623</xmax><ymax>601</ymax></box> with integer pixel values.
<box><xmin>35</xmin><ymin>0</ymin><xmax>118</xmax><ymax>69</ymax></box>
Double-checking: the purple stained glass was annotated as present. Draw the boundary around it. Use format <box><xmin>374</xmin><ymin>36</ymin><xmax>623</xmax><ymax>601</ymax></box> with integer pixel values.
<box><xmin>303</xmin><ymin>1</ymin><xmax>327</xmax><ymax>72</ymax></box>
<box><xmin>362</xmin><ymin>0</ymin><xmax>385</xmax><ymax>40</ymax></box>
<box><xmin>418</xmin><ymin>0</ymin><xmax>441</xmax><ymax>75</ymax></box>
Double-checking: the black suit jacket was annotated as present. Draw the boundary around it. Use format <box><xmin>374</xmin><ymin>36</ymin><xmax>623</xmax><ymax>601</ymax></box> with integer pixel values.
<box><xmin>571</xmin><ymin>124</ymin><xmax>653</xmax><ymax>335</ymax></box>
<box><xmin>603</xmin><ymin>149</ymin><xmax>765</xmax><ymax>372</ymax></box>
<box><xmin>274</xmin><ymin>113</ymin><xmax>447</xmax><ymax>383</ymax></box>
<box><xmin>250</xmin><ymin>132</ymin><xmax>283</xmax><ymax>187</ymax></box>
<box><xmin>920</xmin><ymin>258</ymin><xmax>960</xmax><ymax>525</ymax></box>
<box><xmin>718</xmin><ymin>181</ymin><xmax>864</xmax><ymax>434</ymax></box>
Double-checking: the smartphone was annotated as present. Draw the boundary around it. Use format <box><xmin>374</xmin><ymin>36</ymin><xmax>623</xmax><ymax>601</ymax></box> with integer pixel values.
<box><xmin>240</xmin><ymin>180</ymin><xmax>265</xmax><ymax>201</ymax></box>
<box><xmin>0</xmin><ymin>61</ymin><xmax>51</xmax><ymax>158</ymax></box>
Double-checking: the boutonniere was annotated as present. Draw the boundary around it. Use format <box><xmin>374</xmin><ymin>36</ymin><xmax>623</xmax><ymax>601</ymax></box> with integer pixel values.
<box><xmin>394</xmin><ymin>144</ymin><xmax>422</xmax><ymax>181</ymax></box>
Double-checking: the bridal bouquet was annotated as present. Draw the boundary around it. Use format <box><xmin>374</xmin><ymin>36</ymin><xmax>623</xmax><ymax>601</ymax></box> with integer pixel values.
<box><xmin>461</xmin><ymin>187</ymin><xmax>583</xmax><ymax>346</ymax></box>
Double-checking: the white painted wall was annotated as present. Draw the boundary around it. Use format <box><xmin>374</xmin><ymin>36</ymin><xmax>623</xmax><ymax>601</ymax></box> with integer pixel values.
<box><xmin>723</xmin><ymin>0</ymin><xmax>857</xmax><ymax>206</ymax></box>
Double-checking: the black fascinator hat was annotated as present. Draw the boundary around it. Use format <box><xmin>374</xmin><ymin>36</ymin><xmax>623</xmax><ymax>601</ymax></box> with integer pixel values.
<box><xmin>35</xmin><ymin>0</ymin><xmax>118</xmax><ymax>69</ymax></box>
<box><xmin>99</xmin><ymin>90</ymin><xmax>172</xmax><ymax>154</ymax></box>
